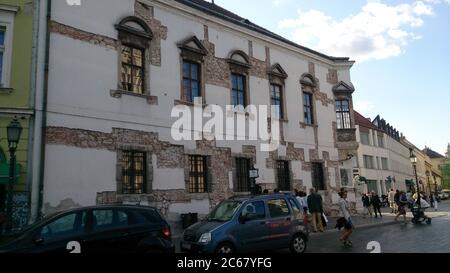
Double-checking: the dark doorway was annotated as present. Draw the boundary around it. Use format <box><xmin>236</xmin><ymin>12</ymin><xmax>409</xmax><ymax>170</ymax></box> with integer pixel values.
<box><xmin>312</xmin><ymin>162</ymin><xmax>325</xmax><ymax>190</ymax></box>
<box><xmin>276</xmin><ymin>161</ymin><xmax>291</xmax><ymax>191</ymax></box>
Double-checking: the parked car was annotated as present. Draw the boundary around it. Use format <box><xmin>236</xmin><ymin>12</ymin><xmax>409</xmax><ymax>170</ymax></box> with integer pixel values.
<box><xmin>180</xmin><ymin>193</ymin><xmax>309</xmax><ymax>254</ymax></box>
<box><xmin>438</xmin><ymin>191</ymin><xmax>450</xmax><ymax>200</ymax></box>
<box><xmin>0</xmin><ymin>205</ymin><xmax>174</xmax><ymax>253</ymax></box>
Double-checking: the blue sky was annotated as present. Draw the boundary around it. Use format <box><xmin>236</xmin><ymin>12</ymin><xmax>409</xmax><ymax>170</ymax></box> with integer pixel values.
<box><xmin>213</xmin><ymin>0</ymin><xmax>450</xmax><ymax>155</ymax></box>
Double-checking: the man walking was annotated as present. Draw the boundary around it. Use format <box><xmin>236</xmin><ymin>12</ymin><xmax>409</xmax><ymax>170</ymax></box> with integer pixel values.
<box><xmin>362</xmin><ymin>193</ymin><xmax>373</xmax><ymax>218</ymax></box>
<box><xmin>388</xmin><ymin>189</ymin><xmax>397</xmax><ymax>214</ymax></box>
<box><xmin>371</xmin><ymin>191</ymin><xmax>383</xmax><ymax>218</ymax></box>
<box><xmin>307</xmin><ymin>188</ymin><xmax>324</xmax><ymax>232</ymax></box>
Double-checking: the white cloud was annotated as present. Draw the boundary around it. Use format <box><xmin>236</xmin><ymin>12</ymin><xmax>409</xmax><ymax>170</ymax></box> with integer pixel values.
<box><xmin>278</xmin><ymin>1</ymin><xmax>437</xmax><ymax>62</ymax></box>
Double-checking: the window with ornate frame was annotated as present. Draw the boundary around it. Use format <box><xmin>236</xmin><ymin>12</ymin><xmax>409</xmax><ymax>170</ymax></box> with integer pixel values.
<box><xmin>177</xmin><ymin>36</ymin><xmax>208</xmax><ymax>105</ymax></box>
<box><xmin>300</xmin><ymin>74</ymin><xmax>317</xmax><ymax>126</ymax></box>
<box><xmin>268</xmin><ymin>63</ymin><xmax>288</xmax><ymax>120</ymax></box>
<box><xmin>111</xmin><ymin>17</ymin><xmax>157</xmax><ymax>104</ymax></box>
<box><xmin>228</xmin><ymin>50</ymin><xmax>251</xmax><ymax>109</ymax></box>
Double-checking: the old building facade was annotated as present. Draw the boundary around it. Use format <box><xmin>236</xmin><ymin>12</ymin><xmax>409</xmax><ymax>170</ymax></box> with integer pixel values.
<box><xmin>38</xmin><ymin>0</ymin><xmax>358</xmax><ymax>225</ymax></box>
<box><xmin>354</xmin><ymin>111</ymin><xmax>413</xmax><ymax>196</ymax></box>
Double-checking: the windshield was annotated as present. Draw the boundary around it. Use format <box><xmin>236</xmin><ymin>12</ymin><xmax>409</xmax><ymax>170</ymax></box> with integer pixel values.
<box><xmin>207</xmin><ymin>201</ymin><xmax>242</xmax><ymax>222</ymax></box>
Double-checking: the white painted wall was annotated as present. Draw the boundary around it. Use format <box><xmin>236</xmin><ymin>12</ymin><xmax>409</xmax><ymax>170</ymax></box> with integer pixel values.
<box><xmin>43</xmin><ymin>145</ymin><xmax>116</xmax><ymax>208</ymax></box>
<box><xmin>356</xmin><ymin>125</ymin><xmax>412</xmax><ymax>192</ymax></box>
<box><xmin>44</xmin><ymin>0</ymin><xmax>355</xmax><ymax>214</ymax></box>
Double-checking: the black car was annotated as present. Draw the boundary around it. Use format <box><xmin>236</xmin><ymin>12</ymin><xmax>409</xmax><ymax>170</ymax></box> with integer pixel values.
<box><xmin>0</xmin><ymin>205</ymin><xmax>174</xmax><ymax>253</ymax></box>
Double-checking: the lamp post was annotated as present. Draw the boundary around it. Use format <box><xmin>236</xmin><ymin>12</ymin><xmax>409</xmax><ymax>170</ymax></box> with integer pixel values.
<box><xmin>426</xmin><ymin>170</ymin><xmax>432</xmax><ymax>199</ymax></box>
<box><xmin>409</xmin><ymin>148</ymin><xmax>421</xmax><ymax>208</ymax></box>
<box><xmin>5</xmin><ymin>117</ymin><xmax>23</xmax><ymax>233</ymax></box>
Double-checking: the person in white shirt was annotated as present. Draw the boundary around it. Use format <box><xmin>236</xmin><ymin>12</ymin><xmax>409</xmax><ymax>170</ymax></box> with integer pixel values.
<box><xmin>337</xmin><ymin>190</ymin><xmax>353</xmax><ymax>247</ymax></box>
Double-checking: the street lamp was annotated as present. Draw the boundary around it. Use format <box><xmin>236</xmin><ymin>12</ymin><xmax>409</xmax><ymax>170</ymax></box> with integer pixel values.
<box><xmin>409</xmin><ymin>148</ymin><xmax>421</xmax><ymax>209</ymax></box>
<box><xmin>426</xmin><ymin>170</ymin><xmax>432</xmax><ymax>199</ymax></box>
<box><xmin>5</xmin><ymin>117</ymin><xmax>22</xmax><ymax>233</ymax></box>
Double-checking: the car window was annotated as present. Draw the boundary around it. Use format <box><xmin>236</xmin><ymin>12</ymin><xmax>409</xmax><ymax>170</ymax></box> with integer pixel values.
<box><xmin>40</xmin><ymin>211</ymin><xmax>87</xmax><ymax>241</ymax></box>
<box><xmin>240</xmin><ymin>201</ymin><xmax>265</xmax><ymax>220</ymax></box>
<box><xmin>267</xmin><ymin>199</ymin><xmax>290</xmax><ymax>218</ymax></box>
<box><xmin>133</xmin><ymin>209</ymin><xmax>163</xmax><ymax>225</ymax></box>
<box><xmin>92</xmin><ymin>209</ymin><xmax>129</xmax><ymax>231</ymax></box>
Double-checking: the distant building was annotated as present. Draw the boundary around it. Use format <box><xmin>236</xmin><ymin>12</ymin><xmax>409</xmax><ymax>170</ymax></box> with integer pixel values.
<box><xmin>354</xmin><ymin>111</ymin><xmax>413</xmax><ymax>196</ymax></box>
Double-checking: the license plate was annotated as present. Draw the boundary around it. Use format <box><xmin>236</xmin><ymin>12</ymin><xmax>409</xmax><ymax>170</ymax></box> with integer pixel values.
<box><xmin>181</xmin><ymin>242</ymin><xmax>191</xmax><ymax>250</ymax></box>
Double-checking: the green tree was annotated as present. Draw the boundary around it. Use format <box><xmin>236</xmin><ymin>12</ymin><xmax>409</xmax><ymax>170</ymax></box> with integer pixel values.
<box><xmin>443</xmin><ymin>144</ymin><xmax>450</xmax><ymax>190</ymax></box>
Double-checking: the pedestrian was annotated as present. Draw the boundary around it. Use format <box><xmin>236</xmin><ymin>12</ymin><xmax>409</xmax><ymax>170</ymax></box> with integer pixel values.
<box><xmin>336</xmin><ymin>190</ymin><xmax>353</xmax><ymax>247</ymax></box>
<box><xmin>371</xmin><ymin>191</ymin><xmax>383</xmax><ymax>218</ymax></box>
<box><xmin>295</xmin><ymin>190</ymin><xmax>309</xmax><ymax>230</ymax></box>
<box><xmin>388</xmin><ymin>189</ymin><xmax>397</xmax><ymax>213</ymax></box>
<box><xmin>432</xmin><ymin>194</ymin><xmax>438</xmax><ymax>211</ymax></box>
<box><xmin>307</xmin><ymin>188</ymin><xmax>324</xmax><ymax>232</ymax></box>
<box><xmin>394</xmin><ymin>191</ymin><xmax>408</xmax><ymax>224</ymax></box>
<box><xmin>361</xmin><ymin>193</ymin><xmax>373</xmax><ymax>218</ymax></box>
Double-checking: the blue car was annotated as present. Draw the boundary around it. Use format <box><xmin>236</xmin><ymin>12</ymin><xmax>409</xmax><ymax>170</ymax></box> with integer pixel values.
<box><xmin>180</xmin><ymin>193</ymin><xmax>309</xmax><ymax>253</ymax></box>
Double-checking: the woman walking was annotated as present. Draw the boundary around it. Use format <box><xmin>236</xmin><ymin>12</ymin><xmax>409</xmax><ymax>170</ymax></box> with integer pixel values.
<box><xmin>394</xmin><ymin>191</ymin><xmax>408</xmax><ymax>224</ymax></box>
<box><xmin>336</xmin><ymin>190</ymin><xmax>353</xmax><ymax>247</ymax></box>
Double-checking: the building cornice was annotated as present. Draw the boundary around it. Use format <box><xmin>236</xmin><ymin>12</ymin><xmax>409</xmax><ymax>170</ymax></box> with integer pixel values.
<box><xmin>0</xmin><ymin>108</ymin><xmax>34</xmax><ymax>116</ymax></box>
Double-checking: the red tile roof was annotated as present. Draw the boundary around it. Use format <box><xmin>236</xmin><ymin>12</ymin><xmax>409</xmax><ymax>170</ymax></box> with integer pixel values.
<box><xmin>354</xmin><ymin>110</ymin><xmax>381</xmax><ymax>132</ymax></box>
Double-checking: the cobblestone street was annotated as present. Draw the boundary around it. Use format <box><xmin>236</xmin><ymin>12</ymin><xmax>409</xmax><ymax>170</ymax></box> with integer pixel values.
<box><xmin>305</xmin><ymin>200</ymin><xmax>450</xmax><ymax>253</ymax></box>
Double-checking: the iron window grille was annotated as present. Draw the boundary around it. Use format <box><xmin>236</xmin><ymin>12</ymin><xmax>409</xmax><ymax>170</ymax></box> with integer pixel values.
<box><xmin>312</xmin><ymin>162</ymin><xmax>325</xmax><ymax>190</ymax></box>
<box><xmin>235</xmin><ymin>158</ymin><xmax>251</xmax><ymax>192</ymax></box>
<box><xmin>276</xmin><ymin>160</ymin><xmax>291</xmax><ymax>191</ymax></box>
<box><xmin>122</xmin><ymin>151</ymin><xmax>147</xmax><ymax>194</ymax></box>
<box><xmin>189</xmin><ymin>155</ymin><xmax>209</xmax><ymax>193</ymax></box>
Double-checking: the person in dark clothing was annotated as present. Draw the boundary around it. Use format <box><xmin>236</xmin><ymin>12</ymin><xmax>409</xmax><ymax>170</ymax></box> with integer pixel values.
<box><xmin>362</xmin><ymin>193</ymin><xmax>373</xmax><ymax>218</ymax></box>
<box><xmin>371</xmin><ymin>191</ymin><xmax>382</xmax><ymax>218</ymax></box>
<box><xmin>394</xmin><ymin>190</ymin><xmax>400</xmax><ymax>206</ymax></box>
<box><xmin>307</xmin><ymin>188</ymin><xmax>324</xmax><ymax>232</ymax></box>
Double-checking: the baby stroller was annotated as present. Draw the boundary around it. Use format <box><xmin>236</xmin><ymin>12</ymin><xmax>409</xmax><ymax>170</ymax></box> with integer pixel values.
<box><xmin>410</xmin><ymin>199</ymin><xmax>431</xmax><ymax>225</ymax></box>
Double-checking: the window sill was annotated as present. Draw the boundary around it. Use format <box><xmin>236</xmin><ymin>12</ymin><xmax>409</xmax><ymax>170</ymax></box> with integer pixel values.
<box><xmin>0</xmin><ymin>87</ymin><xmax>13</xmax><ymax>95</ymax></box>
<box><xmin>110</xmin><ymin>89</ymin><xmax>158</xmax><ymax>105</ymax></box>
<box><xmin>299</xmin><ymin>122</ymin><xmax>318</xmax><ymax>128</ymax></box>
<box><xmin>174</xmin><ymin>99</ymin><xmax>208</xmax><ymax>108</ymax></box>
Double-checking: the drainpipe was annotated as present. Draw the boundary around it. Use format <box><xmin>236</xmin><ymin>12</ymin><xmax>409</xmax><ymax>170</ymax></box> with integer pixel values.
<box><xmin>36</xmin><ymin>0</ymin><xmax>52</xmax><ymax>220</ymax></box>
<box><xmin>29</xmin><ymin>0</ymin><xmax>50</xmax><ymax>222</ymax></box>
<box><xmin>26</xmin><ymin>0</ymin><xmax>41</xmax><ymax>225</ymax></box>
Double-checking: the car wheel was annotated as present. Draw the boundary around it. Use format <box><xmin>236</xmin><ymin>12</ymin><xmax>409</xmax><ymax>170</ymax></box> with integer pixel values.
<box><xmin>215</xmin><ymin>242</ymin><xmax>234</xmax><ymax>254</ymax></box>
<box><xmin>290</xmin><ymin>234</ymin><xmax>307</xmax><ymax>254</ymax></box>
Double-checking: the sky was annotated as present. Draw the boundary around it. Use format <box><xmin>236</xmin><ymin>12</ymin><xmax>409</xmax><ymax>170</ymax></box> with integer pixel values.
<box><xmin>211</xmin><ymin>0</ymin><xmax>450</xmax><ymax>155</ymax></box>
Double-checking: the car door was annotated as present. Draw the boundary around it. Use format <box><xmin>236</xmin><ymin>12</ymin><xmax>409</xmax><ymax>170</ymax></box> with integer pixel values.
<box><xmin>265</xmin><ymin>198</ymin><xmax>292</xmax><ymax>249</ymax></box>
<box><xmin>234</xmin><ymin>200</ymin><xmax>268</xmax><ymax>252</ymax></box>
<box><xmin>27</xmin><ymin>210</ymin><xmax>88</xmax><ymax>253</ymax></box>
<box><xmin>82</xmin><ymin>208</ymin><xmax>132</xmax><ymax>253</ymax></box>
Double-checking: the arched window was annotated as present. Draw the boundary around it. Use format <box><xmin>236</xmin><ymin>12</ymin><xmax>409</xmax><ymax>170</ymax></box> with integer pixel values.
<box><xmin>115</xmin><ymin>17</ymin><xmax>152</xmax><ymax>95</ymax></box>
<box><xmin>300</xmin><ymin>73</ymin><xmax>317</xmax><ymax>126</ymax></box>
<box><xmin>228</xmin><ymin>50</ymin><xmax>251</xmax><ymax>108</ymax></box>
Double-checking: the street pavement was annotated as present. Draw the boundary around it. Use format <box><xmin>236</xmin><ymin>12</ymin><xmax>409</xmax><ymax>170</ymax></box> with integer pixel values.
<box><xmin>304</xmin><ymin>199</ymin><xmax>450</xmax><ymax>253</ymax></box>
<box><xmin>174</xmin><ymin>200</ymin><xmax>450</xmax><ymax>253</ymax></box>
